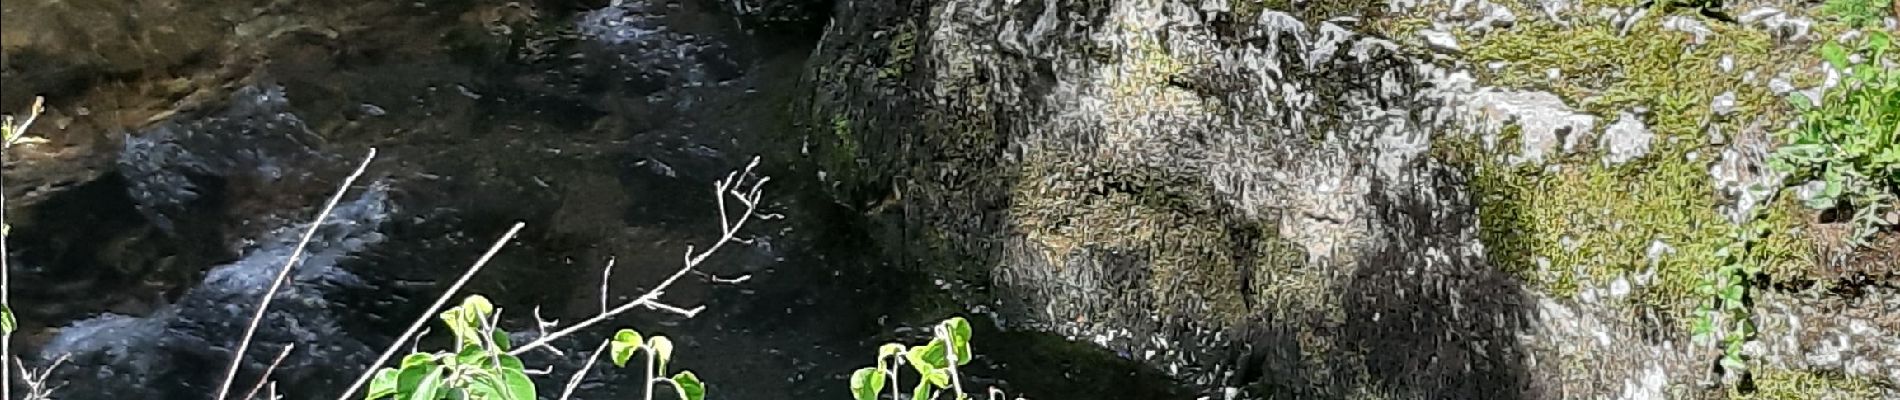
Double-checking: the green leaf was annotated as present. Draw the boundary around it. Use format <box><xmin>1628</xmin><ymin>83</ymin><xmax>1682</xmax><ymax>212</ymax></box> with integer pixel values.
<box><xmin>410</xmin><ymin>366</ymin><xmax>445</xmax><ymax>400</ymax></box>
<box><xmin>649</xmin><ymin>336</ymin><xmax>675</xmax><ymax>373</ymax></box>
<box><xmin>1789</xmin><ymin>92</ymin><xmax>1814</xmax><ymax>110</ymax></box>
<box><xmin>938</xmin><ymin>317</ymin><xmax>973</xmax><ymax>366</ymax></box>
<box><xmin>877</xmin><ymin>343</ymin><xmax>906</xmax><ymax>371</ymax></box>
<box><xmin>671</xmin><ymin>371</ymin><xmax>706</xmax><ymax>400</ymax></box>
<box><xmin>1821</xmin><ymin>41</ymin><xmax>1850</xmax><ymax>70</ymax></box>
<box><xmin>923</xmin><ymin>369</ymin><xmax>949</xmax><ymax>388</ymax></box>
<box><xmin>491</xmin><ymin>327</ymin><xmax>513</xmax><ymax>351</ymax></box>
<box><xmin>851</xmin><ymin>367</ymin><xmax>888</xmax><ymax>400</ymax></box>
<box><xmin>1865</xmin><ymin>31</ymin><xmax>1891</xmax><ymax>54</ymax></box>
<box><xmin>1720</xmin><ymin>285</ymin><xmax>1746</xmax><ymax>306</ymax></box>
<box><xmin>1</xmin><ymin>304</ymin><xmax>15</xmax><ymax>335</ymax></box>
<box><xmin>905</xmin><ymin>338</ymin><xmax>948</xmax><ymax>374</ymax></box>
<box><xmin>439</xmin><ymin>295</ymin><xmax>497</xmax><ymax>349</ymax></box>
<box><xmin>498</xmin><ymin>357</ymin><xmax>537</xmax><ymax>400</ymax></box>
<box><xmin>395</xmin><ymin>354</ymin><xmax>438</xmax><ymax>398</ymax></box>
<box><xmin>910</xmin><ymin>381</ymin><xmax>932</xmax><ymax>400</ymax></box>
<box><xmin>367</xmin><ymin>368</ymin><xmax>401</xmax><ymax>400</ymax></box>
<box><xmin>611</xmin><ymin>329</ymin><xmax>644</xmax><ymax>368</ymax></box>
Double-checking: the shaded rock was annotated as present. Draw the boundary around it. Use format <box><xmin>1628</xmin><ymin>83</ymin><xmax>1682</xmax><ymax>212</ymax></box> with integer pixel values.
<box><xmin>720</xmin><ymin>0</ymin><xmax>833</xmax><ymax>32</ymax></box>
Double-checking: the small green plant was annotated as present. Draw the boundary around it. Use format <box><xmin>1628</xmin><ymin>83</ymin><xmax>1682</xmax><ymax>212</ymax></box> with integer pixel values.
<box><xmin>1821</xmin><ymin>0</ymin><xmax>1895</xmax><ymax>28</ymax></box>
<box><xmin>1693</xmin><ymin>218</ymin><xmax>1770</xmax><ymax>379</ymax></box>
<box><xmin>1771</xmin><ymin>31</ymin><xmax>1900</xmax><ymax>246</ymax></box>
<box><xmin>365</xmin><ymin>295</ymin><xmax>706</xmax><ymax>400</ymax></box>
<box><xmin>850</xmin><ymin>317</ymin><xmax>986</xmax><ymax>400</ymax></box>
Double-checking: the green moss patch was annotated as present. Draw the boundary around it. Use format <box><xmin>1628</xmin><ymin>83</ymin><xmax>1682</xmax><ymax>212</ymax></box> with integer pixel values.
<box><xmin>1440</xmin><ymin>16</ymin><xmax>1822</xmax><ymax>307</ymax></box>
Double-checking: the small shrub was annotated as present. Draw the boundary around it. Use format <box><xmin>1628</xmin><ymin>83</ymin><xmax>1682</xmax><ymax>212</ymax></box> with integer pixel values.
<box><xmin>366</xmin><ymin>295</ymin><xmax>706</xmax><ymax>400</ymax></box>
<box><xmin>850</xmin><ymin>317</ymin><xmax>1020</xmax><ymax>400</ymax></box>
<box><xmin>1770</xmin><ymin>31</ymin><xmax>1900</xmax><ymax>246</ymax></box>
<box><xmin>1820</xmin><ymin>0</ymin><xmax>1895</xmax><ymax>28</ymax></box>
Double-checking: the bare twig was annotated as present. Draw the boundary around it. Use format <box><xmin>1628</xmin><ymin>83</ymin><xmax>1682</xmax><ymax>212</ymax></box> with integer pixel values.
<box><xmin>508</xmin><ymin>158</ymin><xmax>768</xmax><ymax>357</ymax></box>
<box><xmin>213</xmin><ymin>148</ymin><xmax>378</xmax><ymax>400</ymax></box>
<box><xmin>14</xmin><ymin>354</ymin><xmax>68</xmax><ymax>400</ymax></box>
<box><xmin>600</xmin><ymin>256</ymin><xmax>615</xmax><ymax>314</ymax></box>
<box><xmin>332</xmin><ymin>222</ymin><xmax>527</xmax><ymax>400</ymax></box>
<box><xmin>240</xmin><ymin>345</ymin><xmax>296</xmax><ymax>400</ymax></box>
<box><xmin>557</xmin><ymin>339</ymin><xmax>612</xmax><ymax>400</ymax></box>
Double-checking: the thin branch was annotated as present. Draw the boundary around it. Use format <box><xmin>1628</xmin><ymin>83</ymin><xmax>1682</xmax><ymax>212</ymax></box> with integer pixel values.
<box><xmin>557</xmin><ymin>339</ymin><xmax>612</xmax><ymax>400</ymax></box>
<box><xmin>509</xmin><ymin>159</ymin><xmax>767</xmax><ymax>356</ymax></box>
<box><xmin>240</xmin><ymin>345</ymin><xmax>296</xmax><ymax>400</ymax></box>
<box><xmin>600</xmin><ymin>257</ymin><xmax>615</xmax><ymax>315</ymax></box>
<box><xmin>332</xmin><ymin>222</ymin><xmax>526</xmax><ymax>400</ymax></box>
<box><xmin>640</xmin><ymin>300</ymin><xmax>703</xmax><ymax>317</ymax></box>
<box><xmin>214</xmin><ymin>148</ymin><xmax>377</xmax><ymax>400</ymax></box>
<box><xmin>2</xmin><ymin>96</ymin><xmax>46</xmax><ymax>400</ymax></box>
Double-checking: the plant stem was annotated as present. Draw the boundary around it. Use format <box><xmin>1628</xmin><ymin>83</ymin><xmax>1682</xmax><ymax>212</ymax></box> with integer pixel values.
<box><xmin>644</xmin><ymin>352</ymin><xmax>656</xmax><ymax>400</ymax></box>
<box><xmin>214</xmin><ymin>149</ymin><xmax>376</xmax><ymax>400</ymax></box>
<box><xmin>333</xmin><ymin>222</ymin><xmax>525</xmax><ymax>400</ymax></box>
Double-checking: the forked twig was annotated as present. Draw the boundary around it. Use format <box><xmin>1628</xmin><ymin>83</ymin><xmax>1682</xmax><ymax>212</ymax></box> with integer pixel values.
<box><xmin>507</xmin><ymin>157</ymin><xmax>768</xmax><ymax>356</ymax></box>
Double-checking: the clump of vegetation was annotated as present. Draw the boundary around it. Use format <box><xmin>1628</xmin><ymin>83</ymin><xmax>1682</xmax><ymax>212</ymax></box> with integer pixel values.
<box><xmin>364</xmin><ymin>295</ymin><xmax>704</xmax><ymax>400</ymax></box>
<box><xmin>1820</xmin><ymin>0</ymin><xmax>1895</xmax><ymax>28</ymax></box>
<box><xmin>850</xmin><ymin>317</ymin><xmax>1021</xmax><ymax>400</ymax></box>
<box><xmin>1770</xmin><ymin>31</ymin><xmax>1899</xmax><ymax>246</ymax></box>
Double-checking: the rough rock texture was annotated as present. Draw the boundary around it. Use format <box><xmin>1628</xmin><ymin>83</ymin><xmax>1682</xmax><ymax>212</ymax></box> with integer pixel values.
<box><xmin>799</xmin><ymin>0</ymin><xmax>1900</xmax><ymax>398</ymax></box>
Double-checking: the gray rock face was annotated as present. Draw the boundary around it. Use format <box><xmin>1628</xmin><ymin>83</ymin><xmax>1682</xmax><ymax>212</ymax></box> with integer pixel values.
<box><xmin>1462</xmin><ymin>90</ymin><xmax>1599</xmax><ymax>166</ymax></box>
<box><xmin>799</xmin><ymin>0</ymin><xmax>1900</xmax><ymax>397</ymax></box>
<box><xmin>1599</xmin><ymin>111</ymin><xmax>1653</xmax><ymax>165</ymax></box>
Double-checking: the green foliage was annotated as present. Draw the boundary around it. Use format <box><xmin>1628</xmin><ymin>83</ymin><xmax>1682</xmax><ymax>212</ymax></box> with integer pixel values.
<box><xmin>367</xmin><ymin>295</ymin><xmax>537</xmax><ymax>400</ymax></box>
<box><xmin>1821</xmin><ymin>0</ymin><xmax>1895</xmax><ymax>27</ymax></box>
<box><xmin>850</xmin><ymin>317</ymin><xmax>980</xmax><ymax>400</ymax></box>
<box><xmin>1692</xmin><ymin>218</ymin><xmax>1770</xmax><ymax>377</ymax></box>
<box><xmin>367</xmin><ymin>296</ymin><xmax>706</xmax><ymax>400</ymax></box>
<box><xmin>611</xmin><ymin>328</ymin><xmax>644</xmax><ymax>368</ymax></box>
<box><xmin>1771</xmin><ymin>31</ymin><xmax>1900</xmax><ymax>246</ymax></box>
<box><xmin>1</xmin><ymin>304</ymin><xmax>15</xmax><ymax>335</ymax></box>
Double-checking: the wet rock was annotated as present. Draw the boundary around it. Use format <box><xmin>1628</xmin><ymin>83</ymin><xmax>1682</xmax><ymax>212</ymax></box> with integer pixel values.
<box><xmin>1599</xmin><ymin>111</ymin><xmax>1653</xmax><ymax>165</ymax></box>
<box><xmin>721</xmin><ymin>0</ymin><xmax>832</xmax><ymax>32</ymax></box>
<box><xmin>40</xmin><ymin>189</ymin><xmax>394</xmax><ymax>400</ymax></box>
<box><xmin>117</xmin><ymin>84</ymin><xmax>338</xmax><ymax>237</ymax></box>
<box><xmin>576</xmin><ymin>2</ymin><xmax>745</xmax><ymax>97</ymax></box>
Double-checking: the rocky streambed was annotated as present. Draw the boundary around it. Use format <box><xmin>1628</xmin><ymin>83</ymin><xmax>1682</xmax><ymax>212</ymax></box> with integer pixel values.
<box><xmin>3</xmin><ymin>0</ymin><xmax>1897</xmax><ymax>399</ymax></box>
